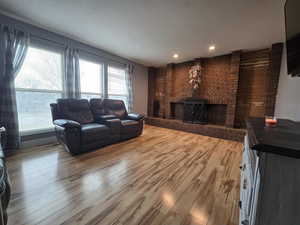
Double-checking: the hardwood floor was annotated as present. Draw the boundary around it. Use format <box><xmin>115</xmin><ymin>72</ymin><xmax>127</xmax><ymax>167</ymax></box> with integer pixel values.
<box><xmin>6</xmin><ymin>125</ymin><xmax>243</xmax><ymax>225</ymax></box>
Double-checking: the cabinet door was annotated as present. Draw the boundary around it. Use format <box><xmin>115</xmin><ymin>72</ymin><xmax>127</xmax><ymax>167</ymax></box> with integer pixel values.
<box><xmin>240</xmin><ymin>135</ymin><xmax>258</xmax><ymax>225</ymax></box>
<box><xmin>240</xmin><ymin>164</ymin><xmax>247</xmax><ymax>222</ymax></box>
<box><xmin>240</xmin><ymin>148</ymin><xmax>252</xmax><ymax>224</ymax></box>
<box><xmin>249</xmin><ymin>165</ymin><xmax>260</xmax><ymax>225</ymax></box>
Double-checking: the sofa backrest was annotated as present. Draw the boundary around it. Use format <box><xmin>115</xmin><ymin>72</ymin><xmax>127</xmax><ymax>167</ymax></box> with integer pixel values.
<box><xmin>50</xmin><ymin>103</ymin><xmax>61</xmax><ymax>121</ymax></box>
<box><xmin>56</xmin><ymin>99</ymin><xmax>94</xmax><ymax>124</ymax></box>
<box><xmin>90</xmin><ymin>98</ymin><xmax>106</xmax><ymax>117</ymax></box>
<box><xmin>103</xmin><ymin>99</ymin><xmax>128</xmax><ymax>119</ymax></box>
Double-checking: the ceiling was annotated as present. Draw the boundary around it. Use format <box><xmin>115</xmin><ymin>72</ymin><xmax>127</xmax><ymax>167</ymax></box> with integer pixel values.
<box><xmin>0</xmin><ymin>0</ymin><xmax>285</xmax><ymax>67</ymax></box>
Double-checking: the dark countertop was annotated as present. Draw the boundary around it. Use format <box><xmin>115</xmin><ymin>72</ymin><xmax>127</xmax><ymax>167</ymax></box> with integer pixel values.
<box><xmin>246</xmin><ymin>117</ymin><xmax>300</xmax><ymax>158</ymax></box>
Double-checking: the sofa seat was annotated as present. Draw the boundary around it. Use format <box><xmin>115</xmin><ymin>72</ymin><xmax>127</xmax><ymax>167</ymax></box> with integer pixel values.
<box><xmin>81</xmin><ymin>123</ymin><xmax>110</xmax><ymax>143</ymax></box>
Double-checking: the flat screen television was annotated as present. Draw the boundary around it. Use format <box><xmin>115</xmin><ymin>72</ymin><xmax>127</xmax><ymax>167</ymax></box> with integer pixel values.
<box><xmin>285</xmin><ymin>0</ymin><xmax>300</xmax><ymax>77</ymax></box>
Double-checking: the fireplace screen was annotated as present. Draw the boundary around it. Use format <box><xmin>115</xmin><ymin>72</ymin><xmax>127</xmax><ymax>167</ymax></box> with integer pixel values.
<box><xmin>183</xmin><ymin>98</ymin><xmax>207</xmax><ymax>124</ymax></box>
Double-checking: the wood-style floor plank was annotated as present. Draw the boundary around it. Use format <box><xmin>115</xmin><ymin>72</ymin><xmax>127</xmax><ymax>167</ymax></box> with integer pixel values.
<box><xmin>6</xmin><ymin>125</ymin><xmax>242</xmax><ymax>225</ymax></box>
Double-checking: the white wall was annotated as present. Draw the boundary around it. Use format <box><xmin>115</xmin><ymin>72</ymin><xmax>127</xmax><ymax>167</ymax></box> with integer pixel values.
<box><xmin>132</xmin><ymin>65</ymin><xmax>148</xmax><ymax>115</ymax></box>
<box><xmin>275</xmin><ymin>45</ymin><xmax>300</xmax><ymax>121</ymax></box>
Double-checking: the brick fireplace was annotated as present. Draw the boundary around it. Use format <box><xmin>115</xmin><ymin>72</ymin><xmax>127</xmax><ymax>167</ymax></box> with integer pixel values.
<box><xmin>147</xmin><ymin>43</ymin><xmax>283</xmax><ymax>141</ymax></box>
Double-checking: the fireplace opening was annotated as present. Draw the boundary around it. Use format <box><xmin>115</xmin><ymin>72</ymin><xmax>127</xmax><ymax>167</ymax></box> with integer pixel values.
<box><xmin>153</xmin><ymin>100</ymin><xmax>160</xmax><ymax>117</ymax></box>
<box><xmin>182</xmin><ymin>98</ymin><xmax>207</xmax><ymax>124</ymax></box>
<box><xmin>170</xmin><ymin>100</ymin><xmax>227</xmax><ymax>126</ymax></box>
<box><xmin>207</xmin><ymin>104</ymin><xmax>227</xmax><ymax>125</ymax></box>
<box><xmin>170</xmin><ymin>98</ymin><xmax>207</xmax><ymax>124</ymax></box>
<box><xmin>170</xmin><ymin>102</ymin><xmax>183</xmax><ymax>120</ymax></box>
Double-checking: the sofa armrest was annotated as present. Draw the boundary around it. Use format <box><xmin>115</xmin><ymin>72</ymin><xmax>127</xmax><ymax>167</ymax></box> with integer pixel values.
<box><xmin>101</xmin><ymin>119</ymin><xmax>121</xmax><ymax>136</ymax></box>
<box><xmin>127</xmin><ymin>113</ymin><xmax>144</xmax><ymax>121</ymax></box>
<box><xmin>0</xmin><ymin>127</ymin><xmax>5</xmax><ymax>133</ymax></box>
<box><xmin>95</xmin><ymin>115</ymin><xmax>117</xmax><ymax>123</ymax></box>
<box><xmin>102</xmin><ymin>118</ymin><xmax>121</xmax><ymax>127</ymax></box>
<box><xmin>53</xmin><ymin>119</ymin><xmax>81</xmax><ymax>129</ymax></box>
<box><xmin>53</xmin><ymin>120</ymin><xmax>81</xmax><ymax>154</ymax></box>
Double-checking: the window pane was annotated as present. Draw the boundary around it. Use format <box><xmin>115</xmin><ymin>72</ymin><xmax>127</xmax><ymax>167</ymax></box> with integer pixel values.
<box><xmin>108</xmin><ymin>66</ymin><xmax>127</xmax><ymax>95</ymax></box>
<box><xmin>15</xmin><ymin>46</ymin><xmax>63</xmax><ymax>91</ymax></box>
<box><xmin>81</xmin><ymin>93</ymin><xmax>102</xmax><ymax>100</ymax></box>
<box><xmin>16</xmin><ymin>91</ymin><xmax>61</xmax><ymax>132</ymax></box>
<box><xmin>80</xmin><ymin>59</ymin><xmax>102</xmax><ymax>94</ymax></box>
<box><xmin>108</xmin><ymin>95</ymin><xmax>128</xmax><ymax>111</ymax></box>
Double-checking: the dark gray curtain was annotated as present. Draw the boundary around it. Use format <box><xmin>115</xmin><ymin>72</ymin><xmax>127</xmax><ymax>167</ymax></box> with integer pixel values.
<box><xmin>64</xmin><ymin>47</ymin><xmax>80</xmax><ymax>98</ymax></box>
<box><xmin>125</xmin><ymin>64</ymin><xmax>134</xmax><ymax>112</ymax></box>
<box><xmin>0</xmin><ymin>25</ymin><xmax>29</xmax><ymax>149</ymax></box>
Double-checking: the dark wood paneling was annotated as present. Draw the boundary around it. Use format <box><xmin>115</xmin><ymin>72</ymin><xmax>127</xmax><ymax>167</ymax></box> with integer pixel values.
<box><xmin>235</xmin><ymin>49</ymin><xmax>271</xmax><ymax>128</ymax></box>
<box><xmin>265</xmin><ymin>43</ymin><xmax>284</xmax><ymax>115</ymax></box>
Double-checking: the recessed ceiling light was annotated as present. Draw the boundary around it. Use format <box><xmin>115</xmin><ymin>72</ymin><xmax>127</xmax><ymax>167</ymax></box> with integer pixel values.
<box><xmin>173</xmin><ymin>54</ymin><xmax>179</xmax><ymax>59</ymax></box>
<box><xmin>209</xmin><ymin>45</ymin><xmax>216</xmax><ymax>51</ymax></box>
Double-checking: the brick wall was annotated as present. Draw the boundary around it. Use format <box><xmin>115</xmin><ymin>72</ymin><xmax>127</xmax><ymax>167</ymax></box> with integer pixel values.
<box><xmin>199</xmin><ymin>55</ymin><xmax>232</xmax><ymax>104</ymax></box>
<box><xmin>173</xmin><ymin>62</ymin><xmax>194</xmax><ymax>99</ymax></box>
<box><xmin>148</xmin><ymin>44</ymin><xmax>283</xmax><ymax>128</ymax></box>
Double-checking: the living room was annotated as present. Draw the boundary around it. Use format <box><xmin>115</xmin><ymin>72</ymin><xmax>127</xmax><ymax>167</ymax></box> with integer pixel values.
<box><xmin>0</xmin><ymin>0</ymin><xmax>299</xmax><ymax>225</ymax></box>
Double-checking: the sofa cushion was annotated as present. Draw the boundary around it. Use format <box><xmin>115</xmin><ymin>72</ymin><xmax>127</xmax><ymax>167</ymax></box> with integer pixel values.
<box><xmin>57</xmin><ymin>99</ymin><xmax>94</xmax><ymax>124</ymax></box>
<box><xmin>81</xmin><ymin>123</ymin><xmax>110</xmax><ymax>143</ymax></box>
<box><xmin>103</xmin><ymin>99</ymin><xmax>127</xmax><ymax>119</ymax></box>
<box><xmin>90</xmin><ymin>98</ymin><xmax>106</xmax><ymax>116</ymax></box>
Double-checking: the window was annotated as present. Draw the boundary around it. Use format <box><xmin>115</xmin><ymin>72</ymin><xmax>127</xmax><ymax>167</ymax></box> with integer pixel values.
<box><xmin>108</xmin><ymin>66</ymin><xmax>129</xmax><ymax>109</ymax></box>
<box><xmin>79</xmin><ymin>59</ymin><xmax>103</xmax><ymax>99</ymax></box>
<box><xmin>15</xmin><ymin>45</ymin><xmax>63</xmax><ymax>132</ymax></box>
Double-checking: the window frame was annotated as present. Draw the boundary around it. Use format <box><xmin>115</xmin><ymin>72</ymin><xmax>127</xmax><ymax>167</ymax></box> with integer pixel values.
<box><xmin>15</xmin><ymin>42</ymin><xmax>131</xmax><ymax>136</ymax></box>
<box><xmin>15</xmin><ymin>43</ymin><xmax>65</xmax><ymax>135</ymax></box>
<box><xmin>79</xmin><ymin>56</ymin><xmax>104</xmax><ymax>99</ymax></box>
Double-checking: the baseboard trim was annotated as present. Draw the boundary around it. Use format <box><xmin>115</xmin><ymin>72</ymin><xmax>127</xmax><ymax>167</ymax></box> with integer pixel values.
<box><xmin>20</xmin><ymin>136</ymin><xmax>58</xmax><ymax>149</ymax></box>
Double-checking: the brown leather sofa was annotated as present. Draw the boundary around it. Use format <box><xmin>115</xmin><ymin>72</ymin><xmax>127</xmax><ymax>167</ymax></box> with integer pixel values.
<box><xmin>50</xmin><ymin>98</ymin><xmax>144</xmax><ymax>154</ymax></box>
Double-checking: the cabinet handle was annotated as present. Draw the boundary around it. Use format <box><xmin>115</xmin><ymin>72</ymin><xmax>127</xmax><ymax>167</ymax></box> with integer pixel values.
<box><xmin>241</xmin><ymin>220</ymin><xmax>249</xmax><ymax>225</ymax></box>
<box><xmin>239</xmin><ymin>201</ymin><xmax>242</xmax><ymax>209</ymax></box>
<box><xmin>239</xmin><ymin>164</ymin><xmax>246</xmax><ymax>171</ymax></box>
<box><xmin>243</xmin><ymin>179</ymin><xmax>247</xmax><ymax>189</ymax></box>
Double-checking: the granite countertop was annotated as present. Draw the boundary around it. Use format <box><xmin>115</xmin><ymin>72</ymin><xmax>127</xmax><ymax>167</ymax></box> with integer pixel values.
<box><xmin>246</xmin><ymin>117</ymin><xmax>300</xmax><ymax>158</ymax></box>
